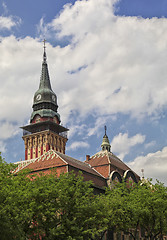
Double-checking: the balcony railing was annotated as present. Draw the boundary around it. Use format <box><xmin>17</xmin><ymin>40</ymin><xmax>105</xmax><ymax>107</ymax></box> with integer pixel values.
<box><xmin>23</xmin><ymin>129</ymin><xmax>68</xmax><ymax>139</ymax></box>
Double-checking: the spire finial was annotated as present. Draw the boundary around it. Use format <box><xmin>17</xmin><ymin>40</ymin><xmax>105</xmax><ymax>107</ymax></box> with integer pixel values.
<box><xmin>43</xmin><ymin>39</ymin><xmax>46</xmax><ymax>50</ymax></box>
<box><xmin>43</xmin><ymin>39</ymin><xmax>47</xmax><ymax>62</ymax></box>
<box><xmin>104</xmin><ymin>125</ymin><xmax>107</xmax><ymax>135</ymax></box>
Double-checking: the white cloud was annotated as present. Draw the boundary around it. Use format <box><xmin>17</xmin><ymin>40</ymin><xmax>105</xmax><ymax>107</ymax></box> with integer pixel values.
<box><xmin>1</xmin><ymin>0</ymin><xmax>167</xmax><ymax>165</ymax></box>
<box><xmin>68</xmin><ymin>124</ymin><xmax>87</xmax><ymax>138</ymax></box>
<box><xmin>144</xmin><ymin>140</ymin><xmax>156</xmax><ymax>149</ymax></box>
<box><xmin>0</xmin><ymin>121</ymin><xmax>20</xmax><ymax>153</ymax></box>
<box><xmin>0</xmin><ymin>140</ymin><xmax>6</xmax><ymax>153</ymax></box>
<box><xmin>87</xmin><ymin>116</ymin><xmax>115</xmax><ymax>137</ymax></box>
<box><xmin>37</xmin><ymin>0</ymin><xmax>118</xmax><ymax>41</ymax></box>
<box><xmin>36</xmin><ymin>16</ymin><xmax>50</xmax><ymax>40</ymax></box>
<box><xmin>0</xmin><ymin>36</ymin><xmax>42</xmax><ymax>123</ymax></box>
<box><xmin>0</xmin><ymin>36</ymin><xmax>43</xmax><ymax>151</ymax></box>
<box><xmin>0</xmin><ymin>122</ymin><xmax>18</xmax><ymax>140</ymax></box>
<box><xmin>0</xmin><ymin>16</ymin><xmax>21</xmax><ymax>30</ymax></box>
<box><xmin>0</xmin><ymin>2</ymin><xmax>21</xmax><ymax>31</ymax></box>
<box><xmin>50</xmin><ymin>0</ymin><xmax>117</xmax><ymax>41</ymax></box>
<box><xmin>111</xmin><ymin>133</ymin><xmax>145</xmax><ymax>160</ymax></box>
<box><xmin>128</xmin><ymin>146</ymin><xmax>167</xmax><ymax>185</ymax></box>
<box><xmin>36</xmin><ymin>0</ymin><xmax>167</xmax><ymax>122</ymax></box>
<box><xmin>67</xmin><ymin>141</ymin><xmax>89</xmax><ymax>151</ymax></box>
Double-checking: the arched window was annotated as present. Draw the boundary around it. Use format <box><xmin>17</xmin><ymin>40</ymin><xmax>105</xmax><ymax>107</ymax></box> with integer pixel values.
<box><xmin>123</xmin><ymin>170</ymin><xmax>138</xmax><ymax>183</ymax></box>
<box><xmin>109</xmin><ymin>171</ymin><xmax>122</xmax><ymax>183</ymax></box>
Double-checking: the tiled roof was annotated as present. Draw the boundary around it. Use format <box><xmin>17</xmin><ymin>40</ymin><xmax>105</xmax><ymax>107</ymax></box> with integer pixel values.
<box><xmin>15</xmin><ymin>150</ymin><xmax>105</xmax><ymax>179</ymax></box>
<box><xmin>56</xmin><ymin>151</ymin><xmax>104</xmax><ymax>178</ymax></box>
<box><xmin>87</xmin><ymin>150</ymin><xmax>138</xmax><ymax>176</ymax></box>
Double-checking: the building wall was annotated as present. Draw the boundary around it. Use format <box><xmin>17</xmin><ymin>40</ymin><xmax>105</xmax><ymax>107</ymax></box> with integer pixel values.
<box><xmin>23</xmin><ymin>130</ymin><xmax>67</xmax><ymax>160</ymax></box>
<box><xmin>68</xmin><ymin>165</ymin><xmax>107</xmax><ymax>188</ymax></box>
<box><xmin>27</xmin><ymin>165</ymin><xmax>68</xmax><ymax>177</ymax></box>
<box><xmin>93</xmin><ymin>165</ymin><xmax>110</xmax><ymax>178</ymax></box>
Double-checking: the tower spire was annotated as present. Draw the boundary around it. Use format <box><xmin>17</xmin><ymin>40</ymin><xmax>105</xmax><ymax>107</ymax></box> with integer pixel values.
<box><xmin>21</xmin><ymin>42</ymin><xmax>69</xmax><ymax>160</ymax></box>
<box><xmin>30</xmin><ymin>42</ymin><xmax>59</xmax><ymax>122</ymax></box>
<box><xmin>43</xmin><ymin>39</ymin><xmax>47</xmax><ymax>63</ymax></box>
<box><xmin>101</xmin><ymin>126</ymin><xmax>111</xmax><ymax>152</ymax></box>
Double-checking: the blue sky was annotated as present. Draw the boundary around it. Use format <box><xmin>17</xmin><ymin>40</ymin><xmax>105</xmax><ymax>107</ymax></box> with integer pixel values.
<box><xmin>0</xmin><ymin>0</ymin><xmax>167</xmax><ymax>184</ymax></box>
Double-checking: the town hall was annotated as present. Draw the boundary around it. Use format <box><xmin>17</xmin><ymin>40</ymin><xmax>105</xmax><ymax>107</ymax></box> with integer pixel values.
<box><xmin>15</xmin><ymin>42</ymin><xmax>140</xmax><ymax>192</ymax></box>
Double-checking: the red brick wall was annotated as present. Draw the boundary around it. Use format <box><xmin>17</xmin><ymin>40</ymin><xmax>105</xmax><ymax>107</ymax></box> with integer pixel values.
<box><xmin>93</xmin><ymin>165</ymin><xmax>110</xmax><ymax>178</ymax></box>
<box><xmin>68</xmin><ymin>166</ymin><xmax>107</xmax><ymax>188</ymax></box>
<box><xmin>27</xmin><ymin>166</ymin><xmax>68</xmax><ymax>177</ymax></box>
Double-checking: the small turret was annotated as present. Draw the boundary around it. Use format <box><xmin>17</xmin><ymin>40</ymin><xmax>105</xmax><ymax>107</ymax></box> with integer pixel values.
<box><xmin>101</xmin><ymin>126</ymin><xmax>111</xmax><ymax>152</ymax></box>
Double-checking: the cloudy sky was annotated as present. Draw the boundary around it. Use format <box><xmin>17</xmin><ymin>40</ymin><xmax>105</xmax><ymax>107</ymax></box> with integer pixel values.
<box><xmin>0</xmin><ymin>0</ymin><xmax>167</xmax><ymax>185</ymax></box>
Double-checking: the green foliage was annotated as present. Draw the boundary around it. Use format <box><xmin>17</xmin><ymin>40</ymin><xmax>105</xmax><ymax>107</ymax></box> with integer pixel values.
<box><xmin>137</xmin><ymin>180</ymin><xmax>167</xmax><ymax>240</ymax></box>
<box><xmin>105</xmin><ymin>180</ymin><xmax>167</xmax><ymax>240</ymax></box>
<box><xmin>0</xmin><ymin>155</ymin><xmax>108</xmax><ymax>240</ymax></box>
<box><xmin>1</xmin><ymin>152</ymin><xmax>167</xmax><ymax>240</ymax></box>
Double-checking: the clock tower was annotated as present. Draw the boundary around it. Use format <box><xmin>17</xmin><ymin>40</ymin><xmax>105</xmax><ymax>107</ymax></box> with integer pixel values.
<box><xmin>21</xmin><ymin>42</ymin><xmax>68</xmax><ymax>160</ymax></box>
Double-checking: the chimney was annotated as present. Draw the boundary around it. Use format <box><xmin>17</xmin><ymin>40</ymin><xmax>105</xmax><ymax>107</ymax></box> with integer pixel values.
<box><xmin>86</xmin><ymin>155</ymin><xmax>90</xmax><ymax>161</ymax></box>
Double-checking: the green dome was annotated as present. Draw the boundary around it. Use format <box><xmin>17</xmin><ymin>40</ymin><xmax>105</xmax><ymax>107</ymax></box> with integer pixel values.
<box><xmin>33</xmin><ymin>88</ymin><xmax>57</xmax><ymax>106</ymax></box>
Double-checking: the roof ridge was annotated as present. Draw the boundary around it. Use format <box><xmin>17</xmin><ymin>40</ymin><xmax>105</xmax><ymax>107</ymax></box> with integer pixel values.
<box><xmin>91</xmin><ymin>150</ymin><xmax>111</xmax><ymax>158</ymax></box>
<box><xmin>55</xmin><ymin>151</ymin><xmax>105</xmax><ymax>178</ymax></box>
<box><xmin>57</xmin><ymin>151</ymin><xmax>92</xmax><ymax>167</ymax></box>
<box><xmin>14</xmin><ymin>158</ymin><xmax>37</xmax><ymax>173</ymax></box>
<box><xmin>107</xmin><ymin>151</ymin><xmax>123</xmax><ymax>163</ymax></box>
<box><xmin>53</xmin><ymin>150</ymin><xmax>69</xmax><ymax>165</ymax></box>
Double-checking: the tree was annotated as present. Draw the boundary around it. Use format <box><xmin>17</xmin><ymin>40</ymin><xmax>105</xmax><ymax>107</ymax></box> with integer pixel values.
<box><xmin>25</xmin><ymin>171</ymin><xmax>108</xmax><ymax>240</ymax></box>
<box><xmin>2</xmin><ymin>152</ymin><xmax>166</xmax><ymax>240</ymax></box>
<box><xmin>105</xmin><ymin>181</ymin><xmax>140</xmax><ymax>239</ymax></box>
<box><xmin>135</xmin><ymin>180</ymin><xmax>167</xmax><ymax>240</ymax></box>
<box><xmin>0</xmin><ymin>155</ymin><xmax>108</xmax><ymax>239</ymax></box>
<box><xmin>0</xmin><ymin>154</ymin><xmax>25</xmax><ymax>239</ymax></box>
<box><xmin>105</xmin><ymin>180</ymin><xmax>167</xmax><ymax>240</ymax></box>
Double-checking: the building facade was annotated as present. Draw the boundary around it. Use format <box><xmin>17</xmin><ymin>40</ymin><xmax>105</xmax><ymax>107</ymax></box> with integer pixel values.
<box><xmin>13</xmin><ymin>45</ymin><xmax>143</xmax><ymax>240</ymax></box>
<box><xmin>17</xmin><ymin>44</ymin><xmax>140</xmax><ymax>191</ymax></box>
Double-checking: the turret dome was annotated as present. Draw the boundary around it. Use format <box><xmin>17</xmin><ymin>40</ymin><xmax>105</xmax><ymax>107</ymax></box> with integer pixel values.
<box><xmin>101</xmin><ymin>126</ymin><xmax>111</xmax><ymax>152</ymax></box>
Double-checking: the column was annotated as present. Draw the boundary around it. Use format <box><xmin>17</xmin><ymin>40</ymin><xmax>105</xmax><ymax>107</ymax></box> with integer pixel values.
<box><xmin>35</xmin><ymin>136</ymin><xmax>38</xmax><ymax>158</ymax></box>
<box><xmin>30</xmin><ymin>137</ymin><xmax>33</xmax><ymax>159</ymax></box>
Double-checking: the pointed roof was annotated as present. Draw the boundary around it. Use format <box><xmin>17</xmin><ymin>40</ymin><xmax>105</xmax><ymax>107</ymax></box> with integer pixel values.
<box><xmin>30</xmin><ymin>41</ymin><xmax>60</xmax><ymax>122</ymax></box>
<box><xmin>32</xmin><ymin>42</ymin><xmax>57</xmax><ymax>105</ymax></box>
<box><xmin>86</xmin><ymin>150</ymin><xmax>140</xmax><ymax>181</ymax></box>
<box><xmin>39</xmin><ymin>45</ymin><xmax>52</xmax><ymax>90</ymax></box>
<box><xmin>90</xmin><ymin>150</ymin><xmax>130</xmax><ymax>172</ymax></box>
